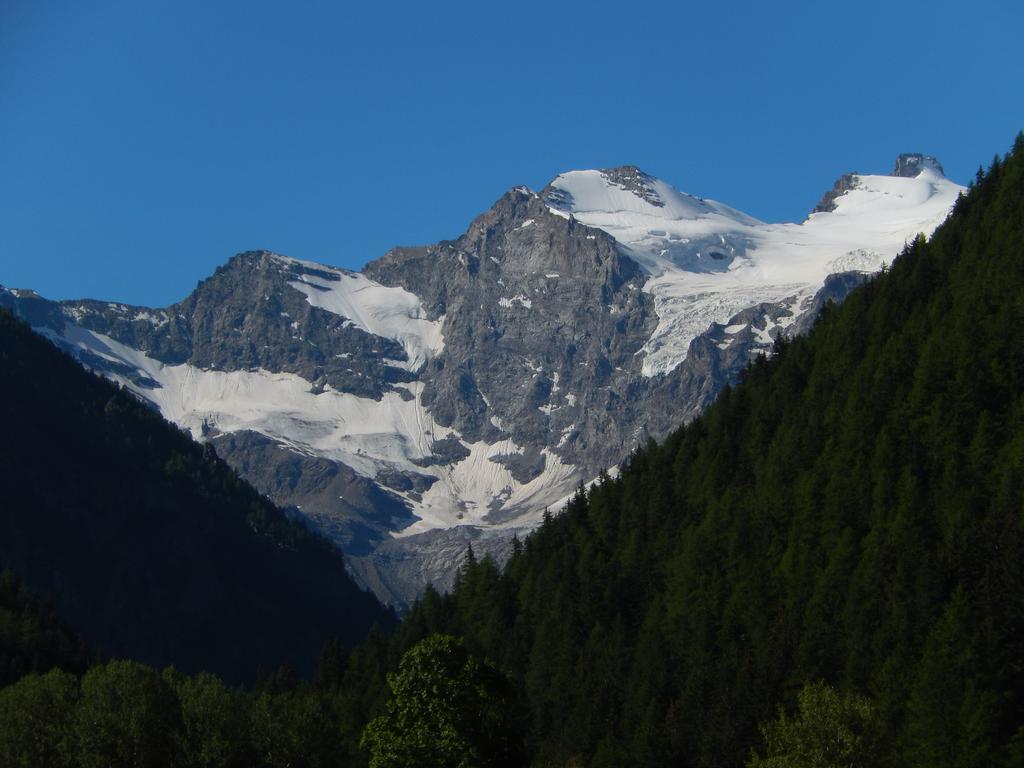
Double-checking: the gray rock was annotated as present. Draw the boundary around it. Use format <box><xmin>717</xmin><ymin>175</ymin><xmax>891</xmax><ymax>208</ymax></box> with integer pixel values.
<box><xmin>812</xmin><ymin>172</ymin><xmax>860</xmax><ymax>214</ymax></box>
<box><xmin>45</xmin><ymin>252</ymin><xmax>418</xmax><ymax>400</ymax></box>
<box><xmin>586</xmin><ymin>166</ymin><xmax>666</xmax><ymax>208</ymax></box>
<box><xmin>410</xmin><ymin>436</ymin><xmax>471</xmax><ymax>467</ymax></box>
<box><xmin>787</xmin><ymin>272</ymin><xmax>869</xmax><ymax>337</ymax></box>
<box><xmin>366</xmin><ymin>188</ymin><xmax>656</xmax><ymax>479</ymax></box>
<box><xmin>209</xmin><ymin>430</ymin><xmax>416</xmax><ymax>557</ymax></box>
<box><xmin>892</xmin><ymin>153</ymin><xmax>944</xmax><ymax>178</ymax></box>
<box><xmin>346</xmin><ymin>525</ymin><xmax>523</xmax><ymax>608</ymax></box>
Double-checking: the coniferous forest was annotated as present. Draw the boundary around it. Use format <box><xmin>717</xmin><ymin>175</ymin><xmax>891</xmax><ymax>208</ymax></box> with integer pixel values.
<box><xmin>0</xmin><ymin>133</ymin><xmax>1022</xmax><ymax>767</ymax></box>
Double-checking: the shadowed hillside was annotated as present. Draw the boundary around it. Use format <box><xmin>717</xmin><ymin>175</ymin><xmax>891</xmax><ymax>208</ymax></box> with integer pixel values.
<box><xmin>0</xmin><ymin>309</ymin><xmax>393</xmax><ymax>682</ymax></box>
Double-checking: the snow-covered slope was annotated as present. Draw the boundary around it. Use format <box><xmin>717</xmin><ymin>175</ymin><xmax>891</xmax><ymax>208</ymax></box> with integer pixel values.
<box><xmin>286</xmin><ymin>258</ymin><xmax>445</xmax><ymax>372</ymax></box>
<box><xmin>30</xmin><ymin>259</ymin><xmax>579</xmax><ymax>539</ymax></box>
<box><xmin>544</xmin><ymin>161</ymin><xmax>962</xmax><ymax>375</ymax></box>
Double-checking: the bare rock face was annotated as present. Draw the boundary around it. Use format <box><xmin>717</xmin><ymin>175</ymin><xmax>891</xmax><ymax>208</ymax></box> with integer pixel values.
<box><xmin>346</xmin><ymin>525</ymin><xmax>521</xmax><ymax>608</ymax></box>
<box><xmin>208</xmin><ymin>430</ymin><xmax>418</xmax><ymax>556</ymax></box>
<box><xmin>592</xmin><ymin>166</ymin><xmax>667</xmax><ymax>207</ymax></box>
<box><xmin>47</xmin><ymin>252</ymin><xmax>420</xmax><ymax>400</ymax></box>
<box><xmin>892</xmin><ymin>153</ymin><xmax>944</xmax><ymax>178</ymax></box>
<box><xmin>366</xmin><ymin>188</ymin><xmax>656</xmax><ymax>477</ymax></box>
<box><xmin>812</xmin><ymin>173</ymin><xmax>860</xmax><ymax>214</ymax></box>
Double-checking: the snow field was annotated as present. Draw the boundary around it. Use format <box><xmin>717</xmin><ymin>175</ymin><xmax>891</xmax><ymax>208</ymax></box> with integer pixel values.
<box><xmin>546</xmin><ymin>167</ymin><xmax>964</xmax><ymax>376</ymax></box>
<box><xmin>281</xmin><ymin>256</ymin><xmax>444</xmax><ymax>372</ymax></box>
<box><xmin>45</xmin><ymin>324</ymin><xmax>581</xmax><ymax>536</ymax></box>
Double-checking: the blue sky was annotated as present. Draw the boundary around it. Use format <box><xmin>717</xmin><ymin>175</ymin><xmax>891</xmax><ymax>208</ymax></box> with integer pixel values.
<box><xmin>2</xmin><ymin>0</ymin><xmax>1022</xmax><ymax>307</ymax></box>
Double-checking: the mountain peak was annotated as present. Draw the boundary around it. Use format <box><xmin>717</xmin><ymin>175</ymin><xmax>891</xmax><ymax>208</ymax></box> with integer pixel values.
<box><xmin>813</xmin><ymin>154</ymin><xmax>949</xmax><ymax>214</ymax></box>
<box><xmin>892</xmin><ymin>153</ymin><xmax>945</xmax><ymax>178</ymax></box>
<box><xmin>540</xmin><ymin>166</ymin><xmax>667</xmax><ymax>213</ymax></box>
<box><xmin>509</xmin><ymin>185</ymin><xmax>536</xmax><ymax>197</ymax></box>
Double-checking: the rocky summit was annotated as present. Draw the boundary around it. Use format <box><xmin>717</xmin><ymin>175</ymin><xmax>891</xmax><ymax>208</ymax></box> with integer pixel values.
<box><xmin>0</xmin><ymin>158</ymin><xmax>963</xmax><ymax>606</ymax></box>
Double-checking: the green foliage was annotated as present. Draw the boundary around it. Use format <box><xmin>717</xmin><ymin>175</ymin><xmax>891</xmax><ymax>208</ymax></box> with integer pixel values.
<box><xmin>75</xmin><ymin>660</ymin><xmax>183</xmax><ymax>768</ymax></box>
<box><xmin>0</xmin><ymin>669</ymin><xmax>78</xmax><ymax>768</ymax></box>
<box><xmin>0</xmin><ymin>658</ymin><xmax>360</xmax><ymax>768</ymax></box>
<box><xmin>248</xmin><ymin>687</ymin><xmax>341</xmax><ymax>768</ymax></box>
<box><xmin>903</xmin><ymin>589</ymin><xmax>1001</xmax><ymax>768</ymax></box>
<box><xmin>748</xmin><ymin>682</ymin><xmax>884</xmax><ymax>768</ymax></box>
<box><xmin>360</xmin><ymin>634</ymin><xmax>522</xmax><ymax>768</ymax></box>
<box><xmin>167</xmin><ymin>670</ymin><xmax>253</xmax><ymax>768</ymax></box>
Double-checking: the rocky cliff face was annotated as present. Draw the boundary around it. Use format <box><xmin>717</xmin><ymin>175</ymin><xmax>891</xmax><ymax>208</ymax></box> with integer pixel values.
<box><xmin>0</xmin><ymin>158</ymin><xmax>963</xmax><ymax>607</ymax></box>
<box><xmin>812</xmin><ymin>173</ymin><xmax>860</xmax><ymax>214</ymax></box>
<box><xmin>366</xmin><ymin>189</ymin><xmax>656</xmax><ymax>479</ymax></box>
<box><xmin>892</xmin><ymin>153</ymin><xmax>944</xmax><ymax>178</ymax></box>
<box><xmin>47</xmin><ymin>253</ymin><xmax>420</xmax><ymax>399</ymax></box>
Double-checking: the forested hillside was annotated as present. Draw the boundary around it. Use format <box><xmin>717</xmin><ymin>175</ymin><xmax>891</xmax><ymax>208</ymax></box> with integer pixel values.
<box><xmin>353</xmin><ymin>134</ymin><xmax>1024</xmax><ymax>766</ymax></box>
<box><xmin>0</xmin><ymin>309</ymin><xmax>393</xmax><ymax>682</ymax></box>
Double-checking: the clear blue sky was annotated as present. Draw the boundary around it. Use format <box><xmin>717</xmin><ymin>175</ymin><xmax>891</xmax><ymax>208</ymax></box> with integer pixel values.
<box><xmin>2</xmin><ymin>0</ymin><xmax>1022</xmax><ymax>307</ymax></box>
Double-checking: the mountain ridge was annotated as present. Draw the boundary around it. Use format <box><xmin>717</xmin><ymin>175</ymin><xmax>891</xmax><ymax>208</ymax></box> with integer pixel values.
<box><xmin>0</xmin><ymin>155</ymin><xmax>963</xmax><ymax>606</ymax></box>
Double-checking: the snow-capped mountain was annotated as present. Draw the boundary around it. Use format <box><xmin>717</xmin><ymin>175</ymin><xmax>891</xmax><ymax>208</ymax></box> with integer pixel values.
<box><xmin>0</xmin><ymin>154</ymin><xmax>963</xmax><ymax>606</ymax></box>
<box><xmin>543</xmin><ymin>159</ymin><xmax>960</xmax><ymax>376</ymax></box>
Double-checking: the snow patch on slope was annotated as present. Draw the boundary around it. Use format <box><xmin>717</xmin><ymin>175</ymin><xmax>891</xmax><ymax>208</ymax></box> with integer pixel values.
<box><xmin>408</xmin><ymin>442</ymin><xmax>577</xmax><ymax>536</ymax></box>
<box><xmin>281</xmin><ymin>256</ymin><xmax>444</xmax><ymax>372</ymax></box>
<box><xmin>43</xmin><ymin>323</ymin><xmax>579</xmax><ymax>535</ymax></box>
<box><xmin>499</xmin><ymin>295</ymin><xmax>533</xmax><ymax>309</ymax></box>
